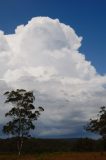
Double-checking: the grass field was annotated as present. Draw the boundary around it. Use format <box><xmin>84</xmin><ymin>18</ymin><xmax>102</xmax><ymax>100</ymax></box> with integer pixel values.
<box><xmin>0</xmin><ymin>152</ymin><xmax>105</xmax><ymax>160</ymax></box>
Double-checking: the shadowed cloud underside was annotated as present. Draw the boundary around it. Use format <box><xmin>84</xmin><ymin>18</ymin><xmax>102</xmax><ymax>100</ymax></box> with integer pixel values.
<box><xmin>0</xmin><ymin>17</ymin><xmax>106</xmax><ymax>138</ymax></box>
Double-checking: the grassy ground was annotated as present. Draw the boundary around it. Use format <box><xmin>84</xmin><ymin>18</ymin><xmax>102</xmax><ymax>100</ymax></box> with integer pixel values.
<box><xmin>0</xmin><ymin>152</ymin><xmax>106</xmax><ymax>160</ymax></box>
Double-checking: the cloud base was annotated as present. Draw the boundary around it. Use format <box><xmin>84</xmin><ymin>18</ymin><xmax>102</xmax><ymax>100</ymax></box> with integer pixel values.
<box><xmin>0</xmin><ymin>17</ymin><xmax>106</xmax><ymax>138</ymax></box>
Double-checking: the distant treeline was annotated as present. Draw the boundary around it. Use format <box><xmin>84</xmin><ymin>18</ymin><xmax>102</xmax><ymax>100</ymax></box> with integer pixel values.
<box><xmin>0</xmin><ymin>137</ymin><xmax>105</xmax><ymax>153</ymax></box>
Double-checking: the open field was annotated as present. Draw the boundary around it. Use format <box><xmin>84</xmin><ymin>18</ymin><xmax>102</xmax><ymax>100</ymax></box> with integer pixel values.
<box><xmin>0</xmin><ymin>152</ymin><xmax>106</xmax><ymax>160</ymax></box>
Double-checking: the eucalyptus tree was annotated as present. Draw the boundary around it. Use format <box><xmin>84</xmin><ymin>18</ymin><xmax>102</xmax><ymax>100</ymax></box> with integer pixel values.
<box><xmin>85</xmin><ymin>106</ymin><xmax>106</xmax><ymax>139</ymax></box>
<box><xmin>3</xmin><ymin>89</ymin><xmax>44</xmax><ymax>155</ymax></box>
<box><xmin>85</xmin><ymin>106</ymin><xmax>106</xmax><ymax>150</ymax></box>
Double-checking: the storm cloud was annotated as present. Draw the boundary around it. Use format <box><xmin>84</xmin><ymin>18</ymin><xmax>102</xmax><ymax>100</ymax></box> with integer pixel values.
<box><xmin>0</xmin><ymin>17</ymin><xmax>106</xmax><ymax>138</ymax></box>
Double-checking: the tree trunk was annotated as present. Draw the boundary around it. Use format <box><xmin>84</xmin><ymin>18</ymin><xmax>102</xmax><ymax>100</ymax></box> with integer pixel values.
<box><xmin>17</xmin><ymin>137</ymin><xmax>23</xmax><ymax>156</ymax></box>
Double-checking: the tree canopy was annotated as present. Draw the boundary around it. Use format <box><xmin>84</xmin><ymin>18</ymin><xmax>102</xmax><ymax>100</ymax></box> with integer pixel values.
<box><xmin>3</xmin><ymin>89</ymin><xmax>44</xmax><ymax>155</ymax></box>
<box><xmin>85</xmin><ymin>106</ymin><xmax>106</xmax><ymax>139</ymax></box>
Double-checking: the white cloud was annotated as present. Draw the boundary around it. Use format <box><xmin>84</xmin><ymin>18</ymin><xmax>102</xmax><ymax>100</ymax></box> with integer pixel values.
<box><xmin>0</xmin><ymin>17</ymin><xmax>106</xmax><ymax>137</ymax></box>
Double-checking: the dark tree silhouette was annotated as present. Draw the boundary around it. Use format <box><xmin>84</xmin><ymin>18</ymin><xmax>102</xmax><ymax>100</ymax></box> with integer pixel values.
<box><xmin>85</xmin><ymin>106</ymin><xmax>106</xmax><ymax>150</ymax></box>
<box><xmin>3</xmin><ymin>89</ymin><xmax>44</xmax><ymax>155</ymax></box>
<box><xmin>85</xmin><ymin>106</ymin><xmax>106</xmax><ymax>139</ymax></box>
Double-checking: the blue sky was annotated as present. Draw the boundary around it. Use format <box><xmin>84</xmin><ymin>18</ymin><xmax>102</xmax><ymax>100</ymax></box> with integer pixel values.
<box><xmin>0</xmin><ymin>0</ymin><xmax>106</xmax><ymax>74</ymax></box>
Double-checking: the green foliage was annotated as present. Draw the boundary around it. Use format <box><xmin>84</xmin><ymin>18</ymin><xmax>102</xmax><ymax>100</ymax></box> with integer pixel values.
<box><xmin>3</xmin><ymin>89</ymin><xmax>44</xmax><ymax>155</ymax></box>
<box><xmin>85</xmin><ymin>106</ymin><xmax>106</xmax><ymax>139</ymax></box>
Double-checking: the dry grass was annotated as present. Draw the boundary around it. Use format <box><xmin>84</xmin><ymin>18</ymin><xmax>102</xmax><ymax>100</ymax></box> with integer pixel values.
<box><xmin>0</xmin><ymin>152</ymin><xmax>105</xmax><ymax>160</ymax></box>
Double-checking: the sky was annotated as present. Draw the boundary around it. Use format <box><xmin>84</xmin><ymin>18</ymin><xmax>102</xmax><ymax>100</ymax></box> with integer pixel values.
<box><xmin>0</xmin><ymin>0</ymin><xmax>106</xmax><ymax>138</ymax></box>
<box><xmin>0</xmin><ymin>0</ymin><xmax>106</xmax><ymax>74</ymax></box>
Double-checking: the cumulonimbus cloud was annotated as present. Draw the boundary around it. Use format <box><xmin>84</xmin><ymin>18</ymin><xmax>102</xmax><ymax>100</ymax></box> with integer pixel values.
<box><xmin>0</xmin><ymin>17</ymin><xmax>106</xmax><ymax>138</ymax></box>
